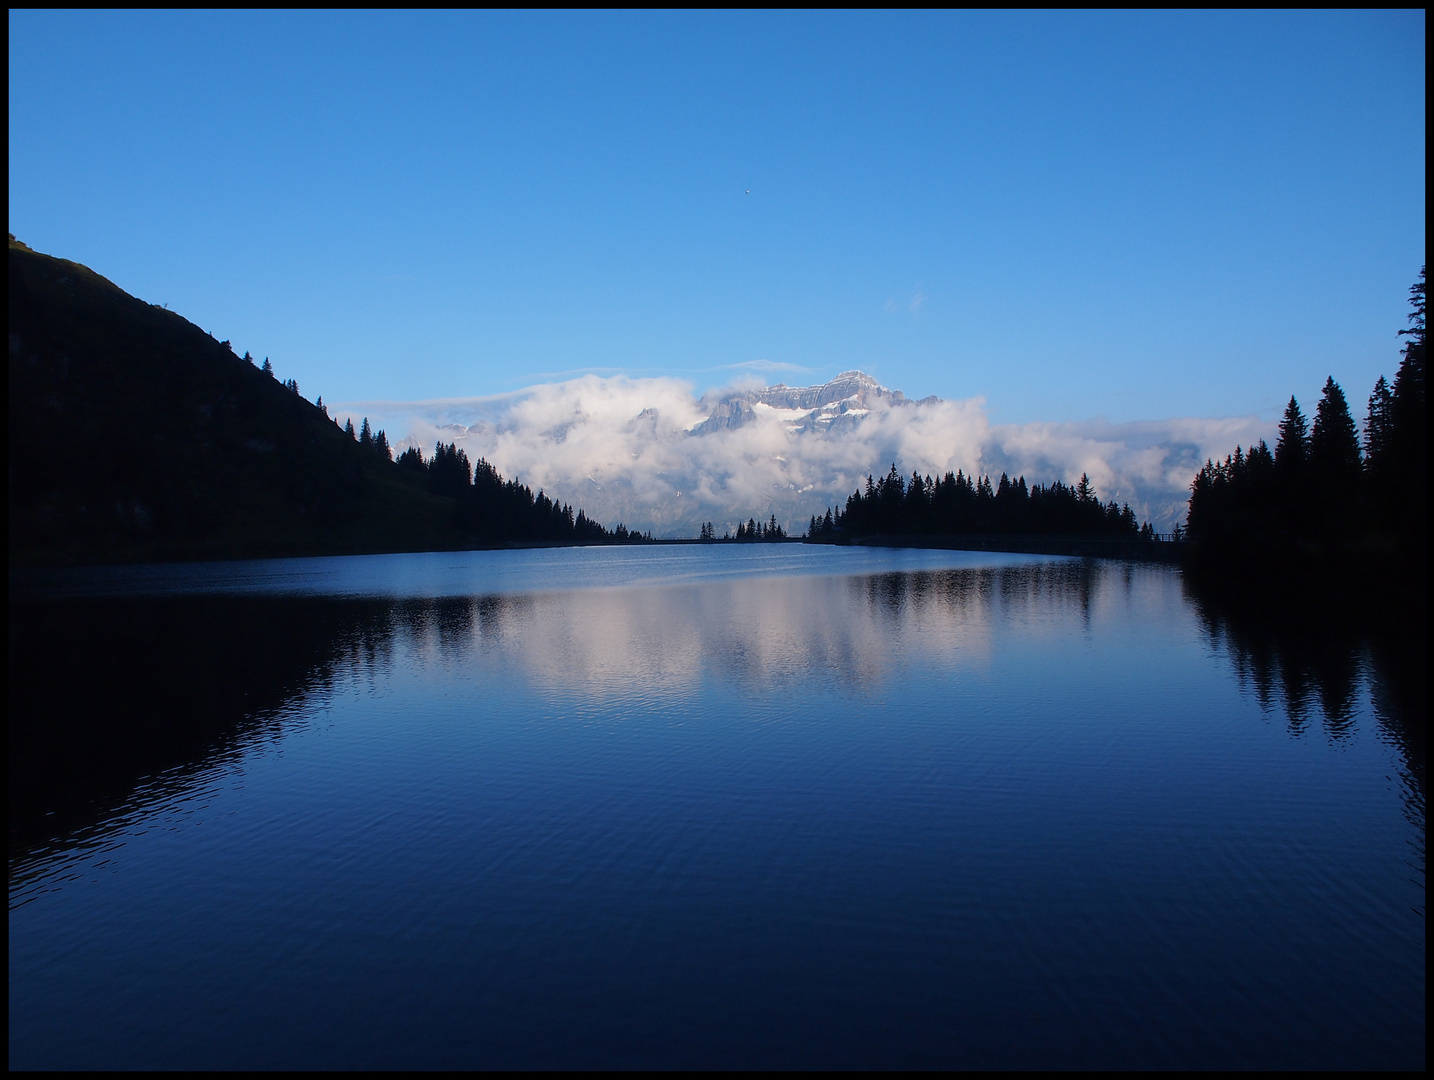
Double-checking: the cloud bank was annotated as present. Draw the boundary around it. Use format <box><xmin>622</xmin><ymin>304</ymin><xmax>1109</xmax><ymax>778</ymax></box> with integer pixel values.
<box><xmin>338</xmin><ymin>372</ymin><xmax>1273</xmax><ymax>535</ymax></box>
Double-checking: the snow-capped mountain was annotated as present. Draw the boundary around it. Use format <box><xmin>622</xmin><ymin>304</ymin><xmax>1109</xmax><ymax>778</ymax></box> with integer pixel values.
<box><xmin>385</xmin><ymin>370</ymin><xmax>1266</xmax><ymax>536</ymax></box>
<box><xmin>689</xmin><ymin>371</ymin><xmax>933</xmax><ymax>437</ymax></box>
<box><xmin>394</xmin><ymin>370</ymin><xmax>983</xmax><ymax>537</ymax></box>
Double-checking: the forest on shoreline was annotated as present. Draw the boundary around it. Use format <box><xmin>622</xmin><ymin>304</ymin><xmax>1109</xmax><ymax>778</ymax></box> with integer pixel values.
<box><xmin>1184</xmin><ymin>268</ymin><xmax>1424</xmax><ymax>574</ymax></box>
<box><xmin>8</xmin><ymin>236</ymin><xmax>656</xmax><ymax>567</ymax></box>
<box><xmin>806</xmin><ymin>466</ymin><xmax>1151</xmax><ymax>543</ymax></box>
<box><xmin>8</xmin><ymin>237</ymin><xmax>1425</xmax><ymax>583</ymax></box>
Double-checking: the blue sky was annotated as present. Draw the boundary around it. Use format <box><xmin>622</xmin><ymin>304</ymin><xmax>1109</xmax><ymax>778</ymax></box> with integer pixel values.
<box><xmin>8</xmin><ymin>10</ymin><xmax>1425</xmax><ymax>425</ymax></box>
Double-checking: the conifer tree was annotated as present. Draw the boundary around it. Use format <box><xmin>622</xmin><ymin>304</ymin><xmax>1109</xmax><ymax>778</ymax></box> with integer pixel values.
<box><xmin>1394</xmin><ymin>265</ymin><xmax>1426</xmax><ymax>410</ymax></box>
<box><xmin>1363</xmin><ymin>376</ymin><xmax>1393</xmax><ymax>468</ymax></box>
<box><xmin>1388</xmin><ymin>266</ymin><xmax>1426</xmax><ymax>525</ymax></box>
<box><xmin>1388</xmin><ymin>268</ymin><xmax>1422</xmax><ymax>447</ymax></box>
<box><xmin>1178</xmin><ymin>269</ymin><xmax>1426</xmax><ymax>552</ymax></box>
<box><xmin>1274</xmin><ymin>396</ymin><xmax>1309</xmax><ymax>473</ymax></box>
<box><xmin>1309</xmin><ymin>377</ymin><xmax>1361</xmax><ymax>483</ymax></box>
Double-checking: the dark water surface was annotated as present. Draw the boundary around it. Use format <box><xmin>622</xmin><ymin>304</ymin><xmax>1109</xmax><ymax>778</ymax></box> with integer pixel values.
<box><xmin>9</xmin><ymin>546</ymin><xmax>1424</xmax><ymax>1068</ymax></box>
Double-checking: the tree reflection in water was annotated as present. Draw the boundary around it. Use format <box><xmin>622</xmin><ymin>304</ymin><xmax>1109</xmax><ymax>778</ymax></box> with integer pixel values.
<box><xmin>10</xmin><ymin>559</ymin><xmax>1424</xmax><ymax>871</ymax></box>
<box><xmin>1183</xmin><ymin>571</ymin><xmax>1425</xmax><ymax>853</ymax></box>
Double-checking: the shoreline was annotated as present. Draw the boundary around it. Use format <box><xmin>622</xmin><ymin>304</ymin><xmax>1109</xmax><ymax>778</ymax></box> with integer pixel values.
<box><xmin>811</xmin><ymin>533</ymin><xmax>1187</xmax><ymax>563</ymax></box>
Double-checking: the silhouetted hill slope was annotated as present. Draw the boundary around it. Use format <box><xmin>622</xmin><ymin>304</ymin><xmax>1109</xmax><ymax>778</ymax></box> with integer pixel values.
<box><xmin>8</xmin><ymin>238</ymin><xmax>460</xmax><ymax>566</ymax></box>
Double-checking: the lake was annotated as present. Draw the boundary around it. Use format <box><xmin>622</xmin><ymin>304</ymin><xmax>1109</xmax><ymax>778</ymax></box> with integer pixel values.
<box><xmin>8</xmin><ymin>544</ymin><xmax>1425</xmax><ymax>1068</ymax></box>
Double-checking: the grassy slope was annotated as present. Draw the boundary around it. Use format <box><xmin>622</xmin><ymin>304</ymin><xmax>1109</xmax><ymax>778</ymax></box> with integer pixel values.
<box><xmin>8</xmin><ymin>239</ymin><xmax>463</xmax><ymax>566</ymax></box>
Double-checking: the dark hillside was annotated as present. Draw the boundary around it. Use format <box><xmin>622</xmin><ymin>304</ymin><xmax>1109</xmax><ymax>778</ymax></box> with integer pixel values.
<box><xmin>8</xmin><ymin>237</ymin><xmax>460</xmax><ymax>566</ymax></box>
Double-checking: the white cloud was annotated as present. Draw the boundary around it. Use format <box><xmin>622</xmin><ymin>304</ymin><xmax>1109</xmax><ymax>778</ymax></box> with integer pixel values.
<box><xmin>718</xmin><ymin>358</ymin><xmax>815</xmax><ymax>375</ymax></box>
<box><xmin>351</xmin><ymin>373</ymin><xmax>1273</xmax><ymax>535</ymax></box>
<box><xmin>983</xmin><ymin>415</ymin><xmax>1274</xmax><ymax>530</ymax></box>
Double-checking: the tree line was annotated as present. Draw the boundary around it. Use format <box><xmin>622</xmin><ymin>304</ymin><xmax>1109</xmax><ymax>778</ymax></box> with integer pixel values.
<box><xmin>697</xmin><ymin>516</ymin><xmax>789</xmax><ymax>541</ymax></box>
<box><xmin>395</xmin><ymin>441</ymin><xmax>653</xmax><ymax>544</ymax></box>
<box><xmin>245</xmin><ymin>348</ymin><xmax>654</xmax><ymax>546</ymax></box>
<box><xmin>808</xmin><ymin>464</ymin><xmax>1149</xmax><ymax>541</ymax></box>
<box><xmin>1185</xmin><ymin>267</ymin><xmax>1425</xmax><ymax>553</ymax></box>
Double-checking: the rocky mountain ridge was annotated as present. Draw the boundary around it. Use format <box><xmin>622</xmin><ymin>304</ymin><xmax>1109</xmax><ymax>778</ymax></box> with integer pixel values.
<box><xmin>690</xmin><ymin>370</ymin><xmax>933</xmax><ymax>436</ymax></box>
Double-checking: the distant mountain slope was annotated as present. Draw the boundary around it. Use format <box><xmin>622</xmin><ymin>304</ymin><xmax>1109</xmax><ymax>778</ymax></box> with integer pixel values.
<box><xmin>688</xmin><ymin>370</ymin><xmax>927</xmax><ymax>436</ymax></box>
<box><xmin>8</xmin><ymin>238</ymin><xmax>460</xmax><ymax>566</ymax></box>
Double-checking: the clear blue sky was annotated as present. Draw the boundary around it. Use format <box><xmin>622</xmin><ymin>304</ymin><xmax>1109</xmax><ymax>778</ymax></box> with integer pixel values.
<box><xmin>9</xmin><ymin>10</ymin><xmax>1425</xmax><ymax>424</ymax></box>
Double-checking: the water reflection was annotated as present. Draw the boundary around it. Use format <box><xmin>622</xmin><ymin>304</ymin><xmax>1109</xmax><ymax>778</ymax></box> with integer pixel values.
<box><xmin>11</xmin><ymin>557</ymin><xmax>1422</xmax><ymax>865</ymax></box>
<box><xmin>10</xmin><ymin>562</ymin><xmax>1109</xmax><ymax>857</ymax></box>
<box><xmin>855</xmin><ymin>559</ymin><xmax>1102</xmax><ymax>627</ymax></box>
<box><xmin>9</xmin><ymin>552</ymin><xmax>1425</xmax><ymax>1068</ymax></box>
<box><xmin>7</xmin><ymin>595</ymin><xmax>394</xmax><ymax>859</ymax></box>
<box><xmin>1184</xmin><ymin>572</ymin><xmax>1425</xmax><ymax>846</ymax></box>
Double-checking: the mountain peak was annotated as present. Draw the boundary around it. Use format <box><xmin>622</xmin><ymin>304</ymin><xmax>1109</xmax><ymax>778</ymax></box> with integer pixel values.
<box><xmin>689</xmin><ymin>370</ymin><xmax>920</xmax><ymax>437</ymax></box>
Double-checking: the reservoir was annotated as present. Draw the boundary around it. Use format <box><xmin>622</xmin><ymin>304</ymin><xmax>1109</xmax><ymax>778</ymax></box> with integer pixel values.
<box><xmin>8</xmin><ymin>545</ymin><xmax>1424</xmax><ymax>1068</ymax></box>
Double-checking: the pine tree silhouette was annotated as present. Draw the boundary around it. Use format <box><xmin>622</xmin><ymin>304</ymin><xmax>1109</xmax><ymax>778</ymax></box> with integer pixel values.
<box><xmin>1274</xmin><ymin>397</ymin><xmax>1309</xmax><ymax>481</ymax></box>
<box><xmin>1388</xmin><ymin>266</ymin><xmax>1426</xmax><ymax>535</ymax></box>
<box><xmin>1364</xmin><ymin>376</ymin><xmax>1394</xmax><ymax>469</ymax></box>
<box><xmin>1180</xmin><ymin>268</ymin><xmax>1427</xmax><ymax>559</ymax></box>
<box><xmin>1309</xmin><ymin>377</ymin><xmax>1361</xmax><ymax>535</ymax></box>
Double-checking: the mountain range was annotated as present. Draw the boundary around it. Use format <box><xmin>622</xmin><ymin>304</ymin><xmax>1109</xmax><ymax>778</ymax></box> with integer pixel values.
<box><xmin>688</xmin><ymin>371</ymin><xmax>936</xmax><ymax>437</ymax></box>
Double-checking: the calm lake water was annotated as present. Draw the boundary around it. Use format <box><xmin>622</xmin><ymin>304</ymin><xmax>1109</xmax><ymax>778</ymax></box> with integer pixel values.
<box><xmin>8</xmin><ymin>545</ymin><xmax>1425</xmax><ymax>1069</ymax></box>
